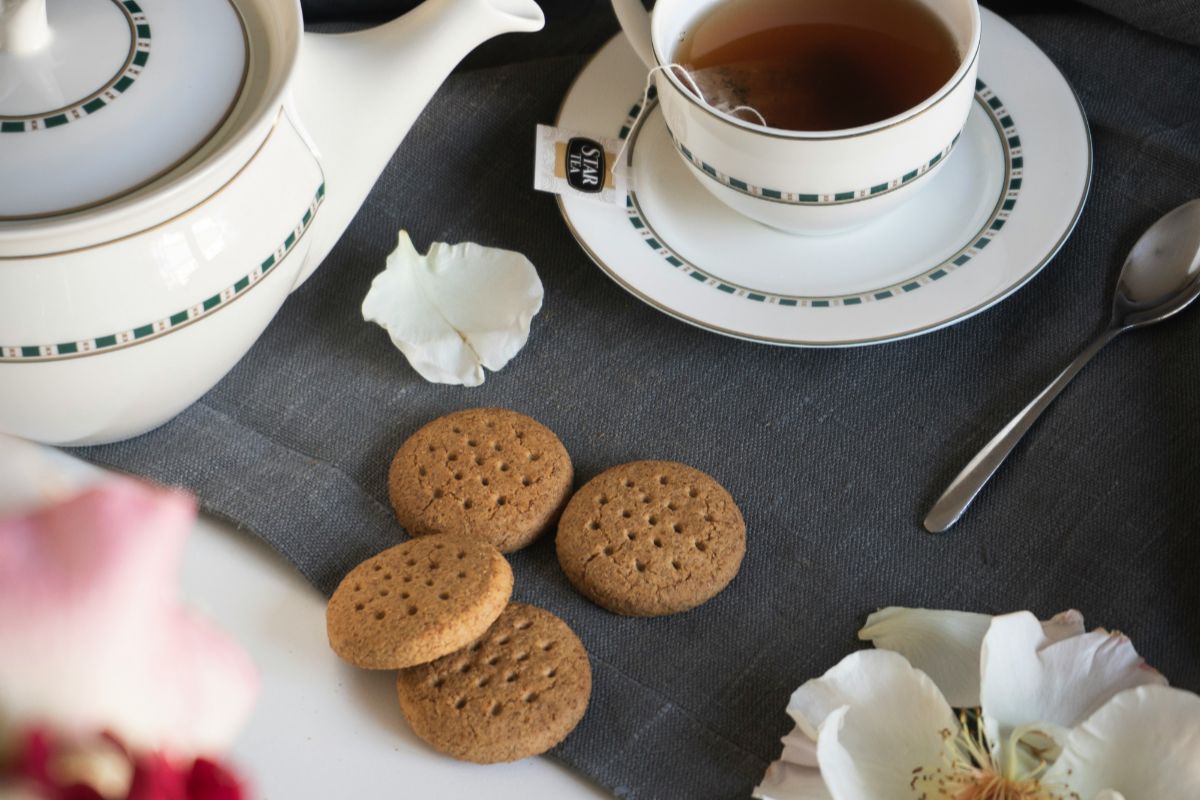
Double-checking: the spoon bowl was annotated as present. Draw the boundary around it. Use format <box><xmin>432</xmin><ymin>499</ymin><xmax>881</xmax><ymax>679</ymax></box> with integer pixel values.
<box><xmin>1113</xmin><ymin>199</ymin><xmax>1200</xmax><ymax>328</ymax></box>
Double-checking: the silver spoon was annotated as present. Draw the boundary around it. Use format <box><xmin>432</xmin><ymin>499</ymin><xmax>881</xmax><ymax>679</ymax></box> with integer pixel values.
<box><xmin>925</xmin><ymin>199</ymin><xmax>1200</xmax><ymax>533</ymax></box>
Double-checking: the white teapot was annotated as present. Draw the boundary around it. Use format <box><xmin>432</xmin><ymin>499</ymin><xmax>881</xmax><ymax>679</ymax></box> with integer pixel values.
<box><xmin>0</xmin><ymin>0</ymin><xmax>544</xmax><ymax>445</ymax></box>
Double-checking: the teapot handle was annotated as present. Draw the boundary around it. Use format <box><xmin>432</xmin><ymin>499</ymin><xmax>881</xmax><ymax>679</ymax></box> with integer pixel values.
<box><xmin>0</xmin><ymin>0</ymin><xmax>50</xmax><ymax>54</ymax></box>
<box><xmin>610</xmin><ymin>0</ymin><xmax>656</xmax><ymax>69</ymax></box>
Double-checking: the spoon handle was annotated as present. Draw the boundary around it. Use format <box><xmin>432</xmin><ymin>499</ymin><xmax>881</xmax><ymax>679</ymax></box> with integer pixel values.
<box><xmin>924</xmin><ymin>326</ymin><xmax>1125</xmax><ymax>533</ymax></box>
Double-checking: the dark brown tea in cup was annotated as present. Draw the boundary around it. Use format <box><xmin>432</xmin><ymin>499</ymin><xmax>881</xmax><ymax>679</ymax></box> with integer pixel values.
<box><xmin>674</xmin><ymin>0</ymin><xmax>962</xmax><ymax>132</ymax></box>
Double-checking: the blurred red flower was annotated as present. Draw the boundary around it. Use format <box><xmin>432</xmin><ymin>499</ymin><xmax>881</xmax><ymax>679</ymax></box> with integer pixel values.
<box><xmin>2</xmin><ymin>727</ymin><xmax>247</xmax><ymax>800</ymax></box>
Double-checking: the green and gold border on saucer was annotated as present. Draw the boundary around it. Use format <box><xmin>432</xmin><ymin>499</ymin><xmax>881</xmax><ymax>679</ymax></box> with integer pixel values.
<box><xmin>0</xmin><ymin>184</ymin><xmax>324</xmax><ymax>363</ymax></box>
<box><xmin>622</xmin><ymin>79</ymin><xmax>1024</xmax><ymax>308</ymax></box>
<box><xmin>0</xmin><ymin>0</ymin><xmax>151</xmax><ymax>133</ymax></box>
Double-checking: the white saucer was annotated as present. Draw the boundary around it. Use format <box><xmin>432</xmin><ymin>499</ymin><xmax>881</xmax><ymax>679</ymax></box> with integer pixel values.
<box><xmin>556</xmin><ymin>9</ymin><xmax>1092</xmax><ymax>346</ymax></box>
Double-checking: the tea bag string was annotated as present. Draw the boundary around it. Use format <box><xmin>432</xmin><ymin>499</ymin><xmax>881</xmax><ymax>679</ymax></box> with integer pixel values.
<box><xmin>614</xmin><ymin>64</ymin><xmax>768</xmax><ymax>168</ymax></box>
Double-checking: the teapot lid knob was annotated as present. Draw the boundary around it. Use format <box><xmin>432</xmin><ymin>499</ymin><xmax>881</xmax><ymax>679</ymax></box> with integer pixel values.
<box><xmin>1</xmin><ymin>0</ymin><xmax>51</xmax><ymax>54</ymax></box>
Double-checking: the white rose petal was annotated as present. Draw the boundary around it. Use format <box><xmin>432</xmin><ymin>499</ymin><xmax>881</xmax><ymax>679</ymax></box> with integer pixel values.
<box><xmin>779</xmin><ymin>728</ymin><xmax>820</xmax><ymax>767</ymax></box>
<box><xmin>753</xmin><ymin>760</ymin><xmax>832</xmax><ymax>800</ymax></box>
<box><xmin>758</xmin><ymin>650</ymin><xmax>956</xmax><ymax>800</ymax></box>
<box><xmin>362</xmin><ymin>231</ymin><xmax>543</xmax><ymax>387</ymax></box>
<box><xmin>1046</xmin><ymin>685</ymin><xmax>1200</xmax><ymax>800</ymax></box>
<box><xmin>859</xmin><ymin>607</ymin><xmax>1085</xmax><ymax>709</ymax></box>
<box><xmin>814</xmin><ymin>672</ymin><xmax>952</xmax><ymax>800</ymax></box>
<box><xmin>761</xmin><ymin>607</ymin><xmax>1195</xmax><ymax>800</ymax></box>
<box><xmin>858</xmin><ymin>607</ymin><xmax>991</xmax><ymax>708</ymax></box>
<box><xmin>980</xmin><ymin>612</ymin><xmax>1167</xmax><ymax>752</ymax></box>
<box><xmin>1042</xmin><ymin>608</ymin><xmax>1087</xmax><ymax>641</ymax></box>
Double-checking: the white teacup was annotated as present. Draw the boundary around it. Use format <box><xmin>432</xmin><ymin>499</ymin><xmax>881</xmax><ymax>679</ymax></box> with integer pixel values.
<box><xmin>611</xmin><ymin>0</ymin><xmax>982</xmax><ymax>235</ymax></box>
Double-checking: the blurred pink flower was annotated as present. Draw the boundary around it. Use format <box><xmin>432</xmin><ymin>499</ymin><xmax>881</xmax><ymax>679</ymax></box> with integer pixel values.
<box><xmin>0</xmin><ymin>479</ymin><xmax>258</xmax><ymax>758</ymax></box>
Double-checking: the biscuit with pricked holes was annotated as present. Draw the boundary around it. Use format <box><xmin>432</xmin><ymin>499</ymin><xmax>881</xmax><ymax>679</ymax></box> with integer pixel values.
<box><xmin>326</xmin><ymin>533</ymin><xmax>512</xmax><ymax>669</ymax></box>
<box><xmin>555</xmin><ymin>460</ymin><xmax>745</xmax><ymax>616</ymax></box>
<box><xmin>388</xmin><ymin>408</ymin><xmax>574</xmax><ymax>552</ymax></box>
<box><xmin>395</xmin><ymin>602</ymin><xmax>591</xmax><ymax>763</ymax></box>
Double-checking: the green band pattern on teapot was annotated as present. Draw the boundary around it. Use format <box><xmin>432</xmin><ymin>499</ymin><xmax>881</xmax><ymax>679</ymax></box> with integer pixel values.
<box><xmin>620</xmin><ymin>80</ymin><xmax>1025</xmax><ymax>308</ymax></box>
<box><xmin>0</xmin><ymin>0</ymin><xmax>151</xmax><ymax>133</ymax></box>
<box><xmin>0</xmin><ymin>184</ymin><xmax>325</xmax><ymax>363</ymax></box>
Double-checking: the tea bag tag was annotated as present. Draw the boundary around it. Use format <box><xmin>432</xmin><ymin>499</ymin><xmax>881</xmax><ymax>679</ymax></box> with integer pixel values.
<box><xmin>533</xmin><ymin>124</ymin><xmax>629</xmax><ymax>206</ymax></box>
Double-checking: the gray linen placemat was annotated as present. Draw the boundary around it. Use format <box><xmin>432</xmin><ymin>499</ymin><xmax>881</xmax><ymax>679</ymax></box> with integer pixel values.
<box><xmin>76</xmin><ymin>5</ymin><xmax>1200</xmax><ymax>798</ymax></box>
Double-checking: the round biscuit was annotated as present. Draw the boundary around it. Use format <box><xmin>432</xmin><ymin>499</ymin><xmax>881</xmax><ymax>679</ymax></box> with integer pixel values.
<box><xmin>396</xmin><ymin>602</ymin><xmax>591</xmax><ymax>764</ymax></box>
<box><xmin>555</xmin><ymin>460</ymin><xmax>746</xmax><ymax>616</ymax></box>
<box><xmin>388</xmin><ymin>408</ymin><xmax>574</xmax><ymax>552</ymax></box>
<box><xmin>326</xmin><ymin>533</ymin><xmax>512</xmax><ymax>669</ymax></box>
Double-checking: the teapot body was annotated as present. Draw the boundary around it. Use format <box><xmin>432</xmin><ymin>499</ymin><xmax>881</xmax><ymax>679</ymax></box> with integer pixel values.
<box><xmin>0</xmin><ymin>0</ymin><xmax>543</xmax><ymax>445</ymax></box>
<box><xmin>0</xmin><ymin>113</ymin><xmax>323</xmax><ymax>445</ymax></box>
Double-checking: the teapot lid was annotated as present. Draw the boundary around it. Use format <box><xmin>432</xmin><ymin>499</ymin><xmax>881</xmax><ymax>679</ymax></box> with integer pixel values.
<box><xmin>0</xmin><ymin>0</ymin><xmax>248</xmax><ymax>220</ymax></box>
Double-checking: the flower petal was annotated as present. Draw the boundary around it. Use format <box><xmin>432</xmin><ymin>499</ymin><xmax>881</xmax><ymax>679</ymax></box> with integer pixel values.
<box><xmin>362</xmin><ymin>231</ymin><xmax>543</xmax><ymax>387</ymax></box>
<box><xmin>752</xmin><ymin>684</ymin><xmax>836</xmax><ymax>798</ymax></box>
<box><xmin>1042</xmin><ymin>608</ymin><xmax>1086</xmax><ymax>641</ymax></box>
<box><xmin>1004</xmin><ymin>720</ymin><xmax>1070</xmax><ymax>781</ymax></box>
<box><xmin>980</xmin><ymin>612</ymin><xmax>1166</xmax><ymax>747</ymax></box>
<box><xmin>752</xmin><ymin>761</ymin><xmax>832</xmax><ymax>800</ymax></box>
<box><xmin>817</xmin><ymin>698</ymin><xmax>955</xmax><ymax>800</ymax></box>
<box><xmin>784</xmin><ymin>650</ymin><xmax>957</xmax><ymax>800</ymax></box>
<box><xmin>859</xmin><ymin>607</ymin><xmax>1085</xmax><ymax>709</ymax></box>
<box><xmin>1044</xmin><ymin>686</ymin><xmax>1200</xmax><ymax>800</ymax></box>
<box><xmin>0</xmin><ymin>435</ymin><xmax>82</xmax><ymax>517</ymax></box>
<box><xmin>0</xmin><ymin>480</ymin><xmax>258</xmax><ymax>756</ymax></box>
<box><xmin>858</xmin><ymin>608</ymin><xmax>991</xmax><ymax>708</ymax></box>
<box><xmin>779</xmin><ymin>729</ymin><xmax>819</xmax><ymax>768</ymax></box>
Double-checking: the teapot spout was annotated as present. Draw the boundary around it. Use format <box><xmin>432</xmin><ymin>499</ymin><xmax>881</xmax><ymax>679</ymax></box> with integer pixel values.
<box><xmin>292</xmin><ymin>0</ymin><xmax>544</xmax><ymax>281</ymax></box>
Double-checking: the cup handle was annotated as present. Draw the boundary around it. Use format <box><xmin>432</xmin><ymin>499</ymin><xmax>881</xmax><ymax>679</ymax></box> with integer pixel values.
<box><xmin>610</xmin><ymin>0</ymin><xmax>656</xmax><ymax>69</ymax></box>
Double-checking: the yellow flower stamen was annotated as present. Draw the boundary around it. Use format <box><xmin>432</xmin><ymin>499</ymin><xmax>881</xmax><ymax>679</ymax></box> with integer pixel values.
<box><xmin>907</xmin><ymin>710</ymin><xmax>1078</xmax><ymax>800</ymax></box>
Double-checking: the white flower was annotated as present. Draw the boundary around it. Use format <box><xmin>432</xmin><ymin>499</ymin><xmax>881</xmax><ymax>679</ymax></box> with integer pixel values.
<box><xmin>755</xmin><ymin>608</ymin><xmax>1199</xmax><ymax>800</ymax></box>
<box><xmin>362</xmin><ymin>231</ymin><xmax>543</xmax><ymax>387</ymax></box>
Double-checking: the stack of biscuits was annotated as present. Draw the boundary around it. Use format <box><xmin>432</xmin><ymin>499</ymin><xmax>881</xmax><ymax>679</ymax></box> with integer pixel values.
<box><xmin>326</xmin><ymin>408</ymin><xmax>747</xmax><ymax>764</ymax></box>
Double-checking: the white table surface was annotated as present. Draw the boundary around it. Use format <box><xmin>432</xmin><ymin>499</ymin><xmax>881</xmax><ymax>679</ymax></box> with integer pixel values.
<box><xmin>5</xmin><ymin>444</ymin><xmax>609</xmax><ymax>800</ymax></box>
